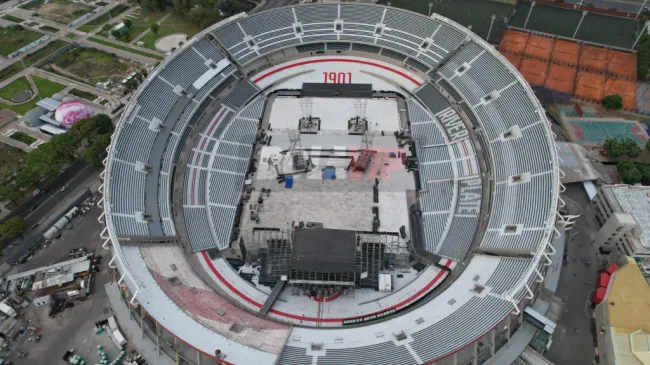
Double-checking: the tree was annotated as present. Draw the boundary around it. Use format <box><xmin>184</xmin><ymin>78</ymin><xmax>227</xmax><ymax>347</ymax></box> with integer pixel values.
<box><xmin>102</xmin><ymin>24</ymin><xmax>112</xmax><ymax>32</ymax></box>
<box><xmin>15</xmin><ymin>167</ymin><xmax>43</xmax><ymax>189</ymax></box>
<box><xmin>82</xmin><ymin>133</ymin><xmax>112</xmax><ymax>169</ymax></box>
<box><xmin>622</xmin><ymin>167</ymin><xmax>643</xmax><ymax>184</ymax></box>
<box><xmin>602</xmin><ymin>94</ymin><xmax>623</xmax><ymax>110</ymax></box>
<box><xmin>0</xmin><ymin>184</ymin><xmax>22</xmax><ymax>205</ymax></box>
<box><xmin>604</xmin><ymin>138</ymin><xmax>625</xmax><ymax>158</ymax></box>
<box><xmin>111</xmin><ymin>29</ymin><xmax>121</xmax><ymax>39</ymax></box>
<box><xmin>123</xmin><ymin>18</ymin><xmax>133</xmax><ymax>28</ymax></box>
<box><xmin>150</xmin><ymin>23</ymin><xmax>159</xmax><ymax>35</ymax></box>
<box><xmin>646</xmin><ymin>138</ymin><xmax>650</xmax><ymax>151</ymax></box>
<box><xmin>0</xmin><ymin>216</ymin><xmax>27</xmax><ymax>240</ymax></box>
<box><xmin>627</xmin><ymin>143</ymin><xmax>642</xmax><ymax>158</ymax></box>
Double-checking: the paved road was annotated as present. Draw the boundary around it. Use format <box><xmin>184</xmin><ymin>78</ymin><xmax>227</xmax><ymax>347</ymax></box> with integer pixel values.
<box><xmin>1</xmin><ymin>161</ymin><xmax>99</xmax><ymax>265</ymax></box>
<box><xmin>545</xmin><ymin>184</ymin><xmax>603</xmax><ymax>365</ymax></box>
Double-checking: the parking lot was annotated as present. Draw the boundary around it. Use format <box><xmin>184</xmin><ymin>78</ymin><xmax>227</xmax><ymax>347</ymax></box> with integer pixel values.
<box><xmin>2</xmin><ymin>195</ymin><xmax>114</xmax><ymax>364</ymax></box>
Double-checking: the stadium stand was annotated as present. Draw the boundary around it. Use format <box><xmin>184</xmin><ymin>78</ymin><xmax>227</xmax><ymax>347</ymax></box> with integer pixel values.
<box><xmin>101</xmin><ymin>4</ymin><xmax>560</xmax><ymax>365</ymax></box>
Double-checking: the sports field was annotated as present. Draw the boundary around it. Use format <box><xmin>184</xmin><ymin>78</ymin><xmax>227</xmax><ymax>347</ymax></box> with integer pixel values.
<box><xmin>383</xmin><ymin>0</ymin><xmax>514</xmax><ymax>43</ymax></box>
<box><xmin>509</xmin><ymin>2</ymin><xmax>640</xmax><ymax>49</ymax></box>
<box><xmin>498</xmin><ymin>29</ymin><xmax>637</xmax><ymax>109</ymax></box>
<box><xmin>566</xmin><ymin>118</ymin><xmax>649</xmax><ymax>146</ymax></box>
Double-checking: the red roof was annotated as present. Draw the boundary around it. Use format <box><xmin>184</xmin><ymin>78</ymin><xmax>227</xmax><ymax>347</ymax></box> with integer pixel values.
<box><xmin>606</xmin><ymin>263</ymin><xmax>620</xmax><ymax>275</ymax></box>
<box><xmin>593</xmin><ymin>287</ymin><xmax>607</xmax><ymax>304</ymax></box>
<box><xmin>598</xmin><ymin>272</ymin><xmax>611</xmax><ymax>288</ymax></box>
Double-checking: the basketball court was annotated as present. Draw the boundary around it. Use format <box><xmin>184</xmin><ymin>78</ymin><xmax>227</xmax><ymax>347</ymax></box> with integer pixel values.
<box><xmin>574</xmin><ymin>71</ymin><xmax>606</xmax><ymax>102</ymax></box>
<box><xmin>524</xmin><ymin>34</ymin><xmax>554</xmax><ymax>60</ymax></box>
<box><xmin>551</xmin><ymin>39</ymin><xmax>580</xmax><ymax>66</ymax></box>
<box><xmin>519</xmin><ymin>58</ymin><xmax>547</xmax><ymax>86</ymax></box>
<box><xmin>545</xmin><ymin>64</ymin><xmax>576</xmax><ymax>95</ymax></box>
<box><xmin>579</xmin><ymin>45</ymin><xmax>608</xmax><ymax>73</ymax></box>
<box><xmin>566</xmin><ymin>118</ymin><xmax>649</xmax><ymax>147</ymax></box>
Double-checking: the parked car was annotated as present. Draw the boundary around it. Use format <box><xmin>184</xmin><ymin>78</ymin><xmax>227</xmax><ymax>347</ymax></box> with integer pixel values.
<box><xmin>60</xmin><ymin>184</ymin><xmax>70</xmax><ymax>192</ymax></box>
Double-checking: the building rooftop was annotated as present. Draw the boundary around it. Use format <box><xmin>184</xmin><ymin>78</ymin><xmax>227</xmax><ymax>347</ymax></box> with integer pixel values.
<box><xmin>609</xmin><ymin>185</ymin><xmax>650</xmax><ymax>248</ymax></box>
<box><xmin>607</xmin><ymin>257</ymin><xmax>650</xmax><ymax>332</ymax></box>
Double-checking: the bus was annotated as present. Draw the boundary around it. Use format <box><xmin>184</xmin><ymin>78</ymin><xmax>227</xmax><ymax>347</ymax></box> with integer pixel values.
<box><xmin>39</xmin><ymin>124</ymin><xmax>66</xmax><ymax>136</ymax></box>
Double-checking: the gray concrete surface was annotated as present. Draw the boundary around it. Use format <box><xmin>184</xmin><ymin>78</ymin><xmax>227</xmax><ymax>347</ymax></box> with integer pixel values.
<box><xmin>545</xmin><ymin>183</ymin><xmax>602</xmax><ymax>365</ymax></box>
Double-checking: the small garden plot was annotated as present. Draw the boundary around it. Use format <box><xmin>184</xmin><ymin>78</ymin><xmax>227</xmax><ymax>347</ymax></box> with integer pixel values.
<box><xmin>1</xmin><ymin>14</ymin><xmax>24</xmax><ymax>23</ymax></box>
<box><xmin>41</xmin><ymin>46</ymin><xmax>139</xmax><ymax>85</ymax></box>
<box><xmin>68</xmin><ymin>88</ymin><xmax>96</xmax><ymax>101</ymax></box>
<box><xmin>40</xmin><ymin>25</ymin><xmax>60</xmax><ymax>33</ymax></box>
<box><xmin>27</xmin><ymin>0</ymin><xmax>95</xmax><ymax>25</ymax></box>
<box><xmin>138</xmin><ymin>13</ymin><xmax>202</xmax><ymax>50</ymax></box>
<box><xmin>9</xmin><ymin>131</ymin><xmax>37</xmax><ymax>145</ymax></box>
<box><xmin>0</xmin><ymin>25</ymin><xmax>43</xmax><ymax>56</ymax></box>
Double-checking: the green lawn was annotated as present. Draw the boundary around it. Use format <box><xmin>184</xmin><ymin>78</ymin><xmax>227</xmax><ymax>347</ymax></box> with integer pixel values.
<box><xmin>138</xmin><ymin>13</ymin><xmax>202</xmax><ymax>50</ymax></box>
<box><xmin>89</xmin><ymin>36</ymin><xmax>164</xmax><ymax>60</ymax></box>
<box><xmin>0</xmin><ymin>62</ymin><xmax>26</xmax><ymax>83</ymax></box>
<box><xmin>0</xmin><ymin>75</ymin><xmax>65</xmax><ymax>115</ymax></box>
<box><xmin>9</xmin><ymin>131</ymin><xmax>37</xmax><ymax>145</ymax></box>
<box><xmin>40</xmin><ymin>25</ymin><xmax>60</xmax><ymax>33</ymax></box>
<box><xmin>0</xmin><ymin>25</ymin><xmax>43</xmax><ymax>56</ymax></box>
<box><xmin>68</xmin><ymin>88</ymin><xmax>96</xmax><ymax>101</ymax></box>
<box><xmin>31</xmin><ymin>74</ymin><xmax>66</xmax><ymax>97</ymax></box>
<box><xmin>0</xmin><ymin>77</ymin><xmax>32</xmax><ymax>101</ymax></box>
<box><xmin>1</xmin><ymin>14</ymin><xmax>25</xmax><ymax>23</ymax></box>
<box><xmin>65</xmin><ymin>32</ymin><xmax>76</xmax><ymax>39</ymax></box>
<box><xmin>22</xmin><ymin>39</ymin><xmax>69</xmax><ymax>67</ymax></box>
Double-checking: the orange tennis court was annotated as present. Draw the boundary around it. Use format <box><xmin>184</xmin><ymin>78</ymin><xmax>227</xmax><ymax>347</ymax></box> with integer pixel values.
<box><xmin>545</xmin><ymin>64</ymin><xmax>576</xmax><ymax>94</ymax></box>
<box><xmin>604</xmin><ymin>78</ymin><xmax>637</xmax><ymax>110</ymax></box>
<box><xmin>607</xmin><ymin>50</ymin><xmax>636</xmax><ymax>79</ymax></box>
<box><xmin>574</xmin><ymin>72</ymin><xmax>606</xmax><ymax>101</ymax></box>
<box><xmin>519</xmin><ymin>58</ymin><xmax>547</xmax><ymax>86</ymax></box>
<box><xmin>498</xmin><ymin>30</ymin><xmax>529</xmax><ymax>55</ymax></box>
<box><xmin>503</xmin><ymin>53</ymin><xmax>522</xmax><ymax>68</ymax></box>
<box><xmin>551</xmin><ymin>39</ymin><xmax>580</xmax><ymax>66</ymax></box>
<box><xmin>524</xmin><ymin>35</ymin><xmax>554</xmax><ymax>60</ymax></box>
<box><xmin>579</xmin><ymin>45</ymin><xmax>607</xmax><ymax>73</ymax></box>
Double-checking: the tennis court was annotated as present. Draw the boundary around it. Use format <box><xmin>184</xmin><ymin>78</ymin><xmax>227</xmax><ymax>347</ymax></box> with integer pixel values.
<box><xmin>579</xmin><ymin>45</ymin><xmax>607</xmax><ymax>73</ymax></box>
<box><xmin>575</xmin><ymin>72</ymin><xmax>606</xmax><ymax>102</ymax></box>
<box><xmin>545</xmin><ymin>64</ymin><xmax>576</xmax><ymax>94</ymax></box>
<box><xmin>524</xmin><ymin>34</ymin><xmax>554</xmax><ymax>60</ymax></box>
<box><xmin>574</xmin><ymin>12</ymin><xmax>639</xmax><ymax>50</ymax></box>
<box><xmin>558</xmin><ymin>104</ymin><xmax>599</xmax><ymax>117</ymax></box>
<box><xmin>607</xmin><ymin>50</ymin><xmax>636</xmax><ymax>79</ymax></box>
<box><xmin>510</xmin><ymin>3</ymin><xmax>580</xmax><ymax>38</ymax></box>
<box><xmin>519</xmin><ymin>58</ymin><xmax>547</xmax><ymax>86</ymax></box>
<box><xmin>498</xmin><ymin>30</ymin><xmax>528</xmax><ymax>55</ymax></box>
<box><xmin>604</xmin><ymin>78</ymin><xmax>637</xmax><ymax>110</ymax></box>
<box><xmin>566</xmin><ymin>118</ymin><xmax>649</xmax><ymax>146</ymax></box>
<box><xmin>551</xmin><ymin>39</ymin><xmax>580</xmax><ymax>66</ymax></box>
<box><xmin>502</xmin><ymin>52</ymin><xmax>522</xmax><ymax>68</ymax></box>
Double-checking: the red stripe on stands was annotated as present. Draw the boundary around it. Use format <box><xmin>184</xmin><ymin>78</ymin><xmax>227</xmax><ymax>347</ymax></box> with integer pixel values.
<box><xmin>253</xmin><ymin>58</ymin><xmax>422</xmax><ymax>86</ymax></box>
<box><xmin>202</xmin><ymin>252</ymin><xmax>452</xmax><ymax>322</ymax></box>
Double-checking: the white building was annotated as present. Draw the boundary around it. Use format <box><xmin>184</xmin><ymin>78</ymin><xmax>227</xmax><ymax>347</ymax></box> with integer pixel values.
<box><xmin>593</xmin><ymin>185</ymin><xmax>650</xmax><ymax>275</ymax></box>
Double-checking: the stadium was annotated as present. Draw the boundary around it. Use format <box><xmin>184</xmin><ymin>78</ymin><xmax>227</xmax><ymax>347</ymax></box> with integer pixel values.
<box><xmin>98</xmin><ymin>3</ymin><xmax>563</xmax><ymax>365</ymax></box>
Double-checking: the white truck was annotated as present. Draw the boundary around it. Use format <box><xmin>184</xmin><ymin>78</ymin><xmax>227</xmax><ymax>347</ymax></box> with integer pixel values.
<box><xmin>0</xmin><ymin>301</ymin><xmax>17</xmax><ymax>318</ymax></box>
<box><xmin>43</xmin><ymin>208</ymin><xmax>78</xmax><ymax>241</ymax></box>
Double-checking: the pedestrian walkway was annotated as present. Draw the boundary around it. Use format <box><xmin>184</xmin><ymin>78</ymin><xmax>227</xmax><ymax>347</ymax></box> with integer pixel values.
<box><xmin>105</xmin><ymin>282</ymin><xmax>176</xmax><ymax>365</ymax></box>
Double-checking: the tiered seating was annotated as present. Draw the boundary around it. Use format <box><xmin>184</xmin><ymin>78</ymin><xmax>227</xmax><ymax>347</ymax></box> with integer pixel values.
<box><xmin>420</xmin><ymin>162</ymin><xmax>453</xmax><ymax>182</ymax></box>
<box><xmin>475</xmin><ymin>83</ymin><xmax>541</xmax><ymax>141</ymax></box>
<box><xmin>418</xmin><ymin>145</ymin><xmax>451</xmax><ymax>164</ymax></box>
<box><xmin>208</xmin><ymin>205</ymin><xmax>238</xmax><ymax>249</ymax></box>
<box><xmin>216</xmin><ymin>141</ymin><xmax>253</xmax><ymax>159</ymax></box>
<box><xmin>136</xmin><ymin>78</ymin><xmax>180</xmax><ymax>122</ymax></box>
<box><xmin>406</xmin><ymin>98</ymin><xmax>434</xmax><ymax>124</ymax></box>
<box><xmin>222</xmin><ymin>80</ymin><xmax>259</xmax><ymax>110</ymax></box>
<box><xmin>411</xmin><ymin>122</ymin><xmax>445</xmax><ymax>146</ymax></box>
<box><xmin>159</xmin><ymin>49</ymin><xmax>210</xmax><ymax>90</ymax></box>
<box><xmin>422</xmin><ymin>213</ymin><xmax>448</xmax><ymax>253</ymax></box>
<box><xmin>410</xmin><ymin>295</ymin><xmax>513</xmax><ymax>362</ymax></box>
<box><xmin>241</xmin><ymin>8</ymin><xmax>294</xmax><ymax>38</ymax></box>
<box><xmin>490</xmin><ymin>122</ymin><xmax>552</xmax><ymax>182</ymax></box>
<box><xmin>108</xmin><ymin>161</ymin><xmax>146</xmax><ymax>215</ymax></box>
<box><xmin>111</xmin><ymin>215</ymin><xmax>148</xmax><ymax>236</ymax></box>
<box><xmin>490</xmin><ymin>174</ymin><xmax>554</xmax><ymax>230</ymax></box>
<box><xmin>211</xmin><ymin>155</ymin><xmax>248</xmax><ymax>174</ymax></box>
<box><xmin>278</xmin><ymin>347</ymin><xmax>313</xmax><ymax>365</ymax></box>
<box><xmin>481</xmin><ymin>229</ymin><xmax>546</xmax><ymax>254</ymax></box>
<box><xmin>184</xmin><ymin>206</ymin><xmax>217</xmax><ymax>251</ymax></box>
<box><xmin>316</xmin><ymin>342</ymin><xmax>417</xmax><ymax>365</ymax></box>
<box><xmin>113</xmin><ymin>119</ymin><xmax>157</xmax><ymax>163</ymax></box>
<box><xmin>419</xmin><ymin>181</ymin><xmax>453</xmax><ymax>212</ymax></box>
<box><xmin>484</xmin><ymin>256</ymin><xmax>534</xmax><ymax>295</ymax></box>
<box><xmin>207</xmin><ymin>171</ymin><xmax>245</xmax><ymax>206</ymax></box>
<box><xmin>437</xmin><ymin>216</ymin><xmax>478</xmax><ymax>260</ymax></box>
<box><xmin>414</xmin><ymin>84</ymin><xmax>452</xmax><ymax>115</ymax></box>
<box><xmin>192</xmin><ymin>37</ymin><xmax>225</xmax><ymax>62</ymax></box>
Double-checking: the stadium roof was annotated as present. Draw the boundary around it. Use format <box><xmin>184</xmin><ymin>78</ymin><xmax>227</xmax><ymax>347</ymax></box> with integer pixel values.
<box><xmin>291</xmin><ymin>228</ymin><xmax>356</xmax><ymax>273</ymax></box>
